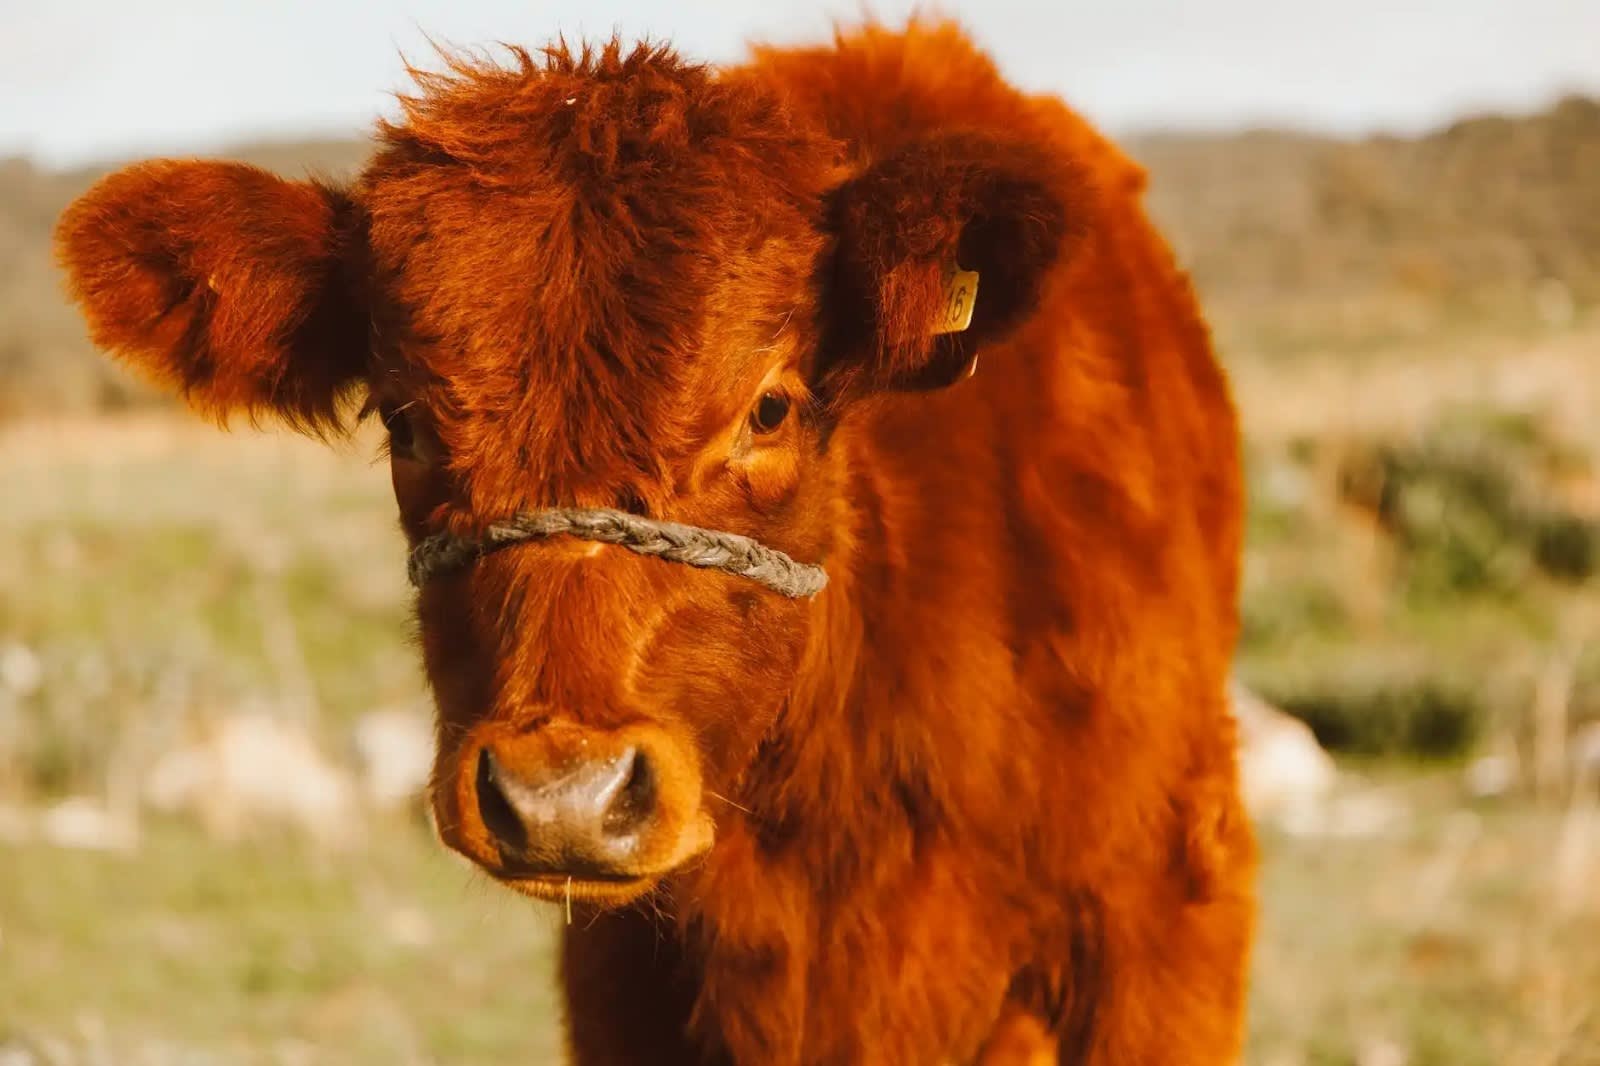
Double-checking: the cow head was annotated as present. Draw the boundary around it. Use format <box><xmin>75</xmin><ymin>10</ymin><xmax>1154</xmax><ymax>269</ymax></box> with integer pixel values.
<box><xmin>55</xmin><ymin>40</ymin><xmax>1085</xmax><ymax>905</ymax></box>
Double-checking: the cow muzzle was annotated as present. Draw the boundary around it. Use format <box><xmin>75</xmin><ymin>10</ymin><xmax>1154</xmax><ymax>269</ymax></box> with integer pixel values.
<box><xmin>438</xmin><ymin>720</ymin><xmax>713</xmax><ymax>905</ymax></box>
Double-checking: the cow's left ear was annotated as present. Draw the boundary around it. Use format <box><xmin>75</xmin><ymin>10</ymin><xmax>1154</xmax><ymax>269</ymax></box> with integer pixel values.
<box><xmin>816</xmin><ymin>131</ymin><xmax>1091</xmax><ymax>396</ymax></box>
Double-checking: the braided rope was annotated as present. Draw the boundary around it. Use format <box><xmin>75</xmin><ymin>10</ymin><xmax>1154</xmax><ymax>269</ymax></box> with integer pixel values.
<box><xmin>407</xmin><ymin>507</ymin><xmax>829</xmax><ymax>599</ymax></box>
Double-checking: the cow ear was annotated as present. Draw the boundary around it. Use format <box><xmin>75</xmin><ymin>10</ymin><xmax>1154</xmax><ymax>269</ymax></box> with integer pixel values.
<box><xmin>55</xmin><ymin>160</ymin><xmax>368</xmax><ymax>433</ymax></box>
<box><xmin>816</xmin><ymin>131</ymin><xmax>1091</xmax><ymax>397</ymax></box>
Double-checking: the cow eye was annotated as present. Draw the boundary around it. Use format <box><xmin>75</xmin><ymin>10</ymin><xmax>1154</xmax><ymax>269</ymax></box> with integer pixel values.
<box><xmin>379</xmin><ymin>402</ymin><xmax>416</xmax><ymax>455</ymax></box>
<box><xmin>750</xmin><ymin>391</ymin><xmax>791</xmax><ymax>435</ymax></box>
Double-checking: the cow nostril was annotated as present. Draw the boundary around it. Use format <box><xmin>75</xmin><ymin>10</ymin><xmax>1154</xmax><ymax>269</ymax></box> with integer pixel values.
<box><xmin>476</xmin><ymin>747</ymin><xmax>527</xmax><ymax>855</ymax></box>
<box><xmin>601</xmin><ymin>746</ymin><xmax>656</xmax><ymax>839</ymax></box>
<box><xmin>471</xmin><ymin>742</ymin><xmax>661</xmax><ymax>873</ymax></box>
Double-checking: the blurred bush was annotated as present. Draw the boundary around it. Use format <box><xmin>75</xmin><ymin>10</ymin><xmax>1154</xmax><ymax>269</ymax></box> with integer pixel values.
<box><xmin>1335</xmin><ymin>410</ymin><xmax>1599</xmax><ymax>600</ymax></box>
<box><xmin>1264</xmin><ymin>671</ymin><xmax>1485</xmax><ymax>760</ymax></box>
<box><xmin>1239</xmin><ymin>406</ymin><xmax>1599</xmax><ymax>762</ymax></box>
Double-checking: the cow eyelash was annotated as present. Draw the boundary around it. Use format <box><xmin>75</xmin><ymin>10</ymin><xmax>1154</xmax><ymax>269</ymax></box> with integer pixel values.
<box><xmin>372</xmin><ymin>400</ymin><xmax>417</xmax><ymax>456</ymax></box>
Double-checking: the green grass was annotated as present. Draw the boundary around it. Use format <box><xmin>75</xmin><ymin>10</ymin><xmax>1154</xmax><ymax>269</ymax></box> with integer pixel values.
<box><xmin>1</xmin><ymin>419</ymin><xmax>422</xmax><ymax>799</ymax></box>
<box><xmin>3</xmin><ymin>788</ymin><xmax>1596</xmax><ymax>1064</ymax></box>
<box><xmin>0</xmin><ymin>419</ymin><xmax>568</xmax><ymax>1062</ymax></box>
<box><xmin>1247</xmin><ymin>793</ymin><xmax>1600</xmax><ymax>1065</ymax></box>
<box><xmin>0</xmin><ymin>819</ymin><xmax>565</xmax><ymax>1064</ymax></box>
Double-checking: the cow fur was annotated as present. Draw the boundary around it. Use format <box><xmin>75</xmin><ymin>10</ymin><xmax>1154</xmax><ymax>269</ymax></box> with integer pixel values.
<box><xmin>55</xmin><ymin>19</ymin><xmax>1254</xmax><ymax>1065</ymax></box>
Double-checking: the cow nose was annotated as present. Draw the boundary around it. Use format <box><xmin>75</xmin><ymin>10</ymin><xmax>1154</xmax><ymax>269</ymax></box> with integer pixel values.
<box><xmin>474</xmin><ymin>743</ymin><xmax>656</xmax><ymax>874</ymax></box>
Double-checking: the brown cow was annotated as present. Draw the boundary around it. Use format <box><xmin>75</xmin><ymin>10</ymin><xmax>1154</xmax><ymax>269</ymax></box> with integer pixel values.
<box><xmin>55</xmin><ymin>19</ymin><xmax>1255</xmax><ymax>1065</ymax></box>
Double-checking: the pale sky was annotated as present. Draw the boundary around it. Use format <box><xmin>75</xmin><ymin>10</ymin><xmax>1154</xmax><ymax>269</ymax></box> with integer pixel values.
<box><xmin>5</xmin><ymin>0</ymin><xmax>1599</xmax><ymax>169</ymax></box>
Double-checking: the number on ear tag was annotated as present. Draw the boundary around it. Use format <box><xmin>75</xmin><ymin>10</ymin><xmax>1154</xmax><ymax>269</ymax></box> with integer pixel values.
<box><xmin>933</xmin><ymin>264</ymin><xmax>980</xmax><ymax>335</ymax></box>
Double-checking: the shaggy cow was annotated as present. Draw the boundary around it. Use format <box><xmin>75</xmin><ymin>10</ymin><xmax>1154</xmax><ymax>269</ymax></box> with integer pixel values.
<box><xmin>56</xmin><ymin>20</ymin><xmax>1254</xmax><ymax>1065</ymax></box>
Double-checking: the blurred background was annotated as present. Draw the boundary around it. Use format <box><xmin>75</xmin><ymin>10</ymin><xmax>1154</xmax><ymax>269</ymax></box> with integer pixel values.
<box><xmin>2</xmin><ymin>1</ymin><xmax>1598</xmax><ymax>1063</ymax></box>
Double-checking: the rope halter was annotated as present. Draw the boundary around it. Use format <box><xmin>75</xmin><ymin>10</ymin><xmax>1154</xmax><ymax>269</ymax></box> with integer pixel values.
<box><xmin>406</xmin><ymin>506</ymin><xmax>828</xmax><ymax>599</ymax></box>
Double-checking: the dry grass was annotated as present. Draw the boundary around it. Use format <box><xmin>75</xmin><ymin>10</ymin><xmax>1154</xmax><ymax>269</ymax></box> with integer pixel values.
<box><xmin>1250</xmin><ymin>785</ymin><xmax>1600</xmax><ymax>1066</ymax></box>
<box><xmin>0</xmin><ymin>820</ymin><xmax>568</xmax><ymax>1065</ymax></box>
<box><xmin>2</xmin><ymin>783</ymin><xmax>1595</xmax><ymax>1064</ymax></box>
<box><xmin>1228</xmin><ymin>319</ymin><xmax>1600</xmax><ymax>452</ymax></box>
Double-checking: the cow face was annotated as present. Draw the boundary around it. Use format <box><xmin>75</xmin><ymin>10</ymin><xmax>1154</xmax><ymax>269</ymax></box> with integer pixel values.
<box><xmin>55</xmin><ymin>40</ymin><xmax>1082</xmax><ymax>905</ymax></box>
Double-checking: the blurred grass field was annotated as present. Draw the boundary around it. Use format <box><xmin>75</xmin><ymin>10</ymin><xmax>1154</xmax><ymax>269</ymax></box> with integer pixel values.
<box><xmin>0</xmin><ymin>823</ymin><xmax>565</xmax><ymax>1065</ymax></box>
<box><xmin>3</xmin><ymin>315</ymin><xmax>1599</xmax><ymax>1064</ymax></box>
<box><xmin>0</xmin><ymin>419</ymin><xmax>565</xmax><ymax>1063</ymax></box>
<box><xmin>2</xmin><ymin>785</ymin><xmax>1598</xmax><ymax>1064</ymax></box>
<box><xmin>3</xmin><ymin>787</ymin><xmax>1596</xmax><ymax>1065</ymax></box>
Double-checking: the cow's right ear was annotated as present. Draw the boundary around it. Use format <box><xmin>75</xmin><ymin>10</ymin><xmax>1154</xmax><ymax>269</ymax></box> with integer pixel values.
<box><xmin>814</xmin><ymin>131</ymin><xmax>1092</xmax><ymax>400</ymax></box>
<box><xmin>55</xmin><ymin>160</ymin><xmax>368</xmax><ymax>432</ymax></box>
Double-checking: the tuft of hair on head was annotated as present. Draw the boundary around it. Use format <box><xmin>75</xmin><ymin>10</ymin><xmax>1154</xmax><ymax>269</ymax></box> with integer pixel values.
<box><xmin>378</xmin><ymin>33</ymin><xmax>713</xmax><ymax>184</ymax></box>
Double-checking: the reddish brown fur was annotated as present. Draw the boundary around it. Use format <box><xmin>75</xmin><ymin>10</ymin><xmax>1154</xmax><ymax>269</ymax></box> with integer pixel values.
<box><xmin>55</xmin><ymin>19</ymin><xmax>1254</xmax><ymax>1065</ymax></box>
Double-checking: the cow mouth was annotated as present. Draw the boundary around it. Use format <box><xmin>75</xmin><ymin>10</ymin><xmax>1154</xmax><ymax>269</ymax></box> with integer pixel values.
<box><xmin>500</xmin><ymin>870</ymin><xmax>662</xmax><ymax>906</ymax></box>
<box><xmin>486</xmin><ymin>812</ymin><xmax>717</xmax><ymax>908</ymax></box>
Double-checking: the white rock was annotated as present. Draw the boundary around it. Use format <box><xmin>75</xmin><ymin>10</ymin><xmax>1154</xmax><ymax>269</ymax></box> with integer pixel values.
<box><xmin>0</xmin><ymin>642</ymin><xmax>42</xmax><ymax>696</ymax></box>
<box><xmin>37</xmin><ymin>796</ymin><xmax>139</xmax><ymax>853</ymax></box>
<box><xmin>1230</xmin><ymin>679</ymin><xmax>1338</xmax><ymax>827</ymax></box>
<box><xmin>1359</xmin><ymin>1037</ymin><xmax>1409</xmax><ymax>1066</ymax></box>
<box><xmin>144</xmin><ymin>712</ymin><xmax>357</xmax><ymax>846</ymax></box>
<box><xmin>351</xmin><ymin>707</ymin><xmax>435</xmax><ymax>812</ymax></box>
<box><xmin>1464</xmin><ymin>752</ymin><xmax>1519</xmax><ymax>799</ymax></box>
<box><xmin>1255</xmin><ymin>456</ymin><xmax>1312</xmax><ymax>512</ymax></box>
<box><xmin>1320</xmin><ymin>789</ymin><xmax>1411</xmax><ymax>839</ymax></box>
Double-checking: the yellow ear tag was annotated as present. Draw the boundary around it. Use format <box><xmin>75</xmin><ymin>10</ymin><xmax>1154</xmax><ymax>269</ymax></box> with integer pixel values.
<box><xmin>933</xmin><ymin>262</ymin><xmax>980</xmax><ymax>335</ymax></box>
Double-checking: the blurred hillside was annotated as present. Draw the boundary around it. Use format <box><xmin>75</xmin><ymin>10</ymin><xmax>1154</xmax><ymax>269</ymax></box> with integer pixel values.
<box><xmin>1131</xmin><ymin>94</ymin><xmax>1600</xmax><ymax>354</ymax></box>
<box><xmin>0</xmin><ymin>140</ymin><xmax>369</xmax><ymax>417</ymax></box>
<box><xmin>3</xmin><ymin>95</ymin><xmax>1599</xmax><ymax>415</ymax></box>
